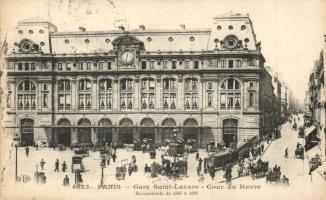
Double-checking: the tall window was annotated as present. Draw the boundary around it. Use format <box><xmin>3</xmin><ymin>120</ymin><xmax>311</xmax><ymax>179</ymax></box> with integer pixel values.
<box><xmin>41</xmin><ymin>83</ymin><xmax>49</xmax><ymax>108</ymax></box>
<box><xmin>194</xmin><ymin>61</ymin><xmax>199</xmax><ymax>69</ymax></box>
<box><xmin>120</xmin><ymin>79</ymin><xmax>133</xmax><ymax>110</ymax></box>
<box><xmin>99</xmin><ymin>79</ymin><xmax>112</xmax><ymax>110</ymax></box>
<box><xmin>163</xmin><ymin>77</ymin><xmax>177</xmax><ymax>110</ymax></box>
<box><xmin>236</xmin><ymin>60</ymin><xmax>242</xmax><ymax>68</ymax></box>
<box><xmin>220</xmin><ymin>78</ymin><xmax>241</xmax><ymax>110</ymax></box>
<box><xmin>249</xmin><ymin>92</ymin><xmax>254</xmax><ymax>107</ymax></box>
<box><xmin>184</xmin><ymin>78</ymin><xmax>198</xmax><ymax>110</ymax></box>
<box><xmin>184</xmin><ymin>61</ymin><xmax>190</xmax><ymax>69</ymax></box>
<box><xmin>163</xmin><ymin>61</ymin><xmax>168</xmax><ymax>69</ymax></box>
<box><xmin>17</xmin><ymin>80</ymin><xmax>36</xmax><ymax>110</ymax></box>
<box><xmin>58</xmin><ymin>80</ymin><xmax>71</xmax><ymax>110</ymax></box>
<box><xmin>228</xmin><ymin>60</ymin><xmax>234</xmax><ymax>68</ymax></box>
<box><xmin>78</xmin><ymin>79</ymin><xmax>92</xmax><ymax>110</ymax></box>
<box><xmin>78</xmin><ymin>62</ymin><xmax>84</xmax><ymax>70</ymax></box>
<box><xmin>141</xmin><ymin>78</ymin><xmax>155</xmax><ymax>110</ymax></box>
<box><xmin>220</xmin><ymin>60</ymin><xmax>226</xmax><ymax>68</ymax></box>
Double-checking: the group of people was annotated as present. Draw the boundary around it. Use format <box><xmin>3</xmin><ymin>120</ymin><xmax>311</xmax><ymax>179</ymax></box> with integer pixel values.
<box><xmin>54</xmin><ymin>159</ymin><xmax>68</xmax><ymax>172</ymax></box>
<box><xmin>250</xmin><ymin>143</ymin><xmax>264</xmax><ymax>160</ymax></box>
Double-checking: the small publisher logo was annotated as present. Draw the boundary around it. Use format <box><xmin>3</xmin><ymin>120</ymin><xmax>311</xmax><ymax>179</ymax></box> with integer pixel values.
<box><xmin>16</xmin><ymin>175</ymin><xmax>31</xmax><ymax>183</ymax></box>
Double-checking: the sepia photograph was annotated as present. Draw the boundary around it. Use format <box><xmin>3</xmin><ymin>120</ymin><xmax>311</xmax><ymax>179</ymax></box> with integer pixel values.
<box><xmin>0</xmin><ymin>0</ymin><xmax>325</xmax><ymax>199</ymax></box>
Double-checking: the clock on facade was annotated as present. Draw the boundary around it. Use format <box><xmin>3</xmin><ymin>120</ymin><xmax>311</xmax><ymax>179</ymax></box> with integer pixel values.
<box><xmin>120</xmin><ymin>51</ymin><xmax>134</xmax><ymax>65</ymax></box>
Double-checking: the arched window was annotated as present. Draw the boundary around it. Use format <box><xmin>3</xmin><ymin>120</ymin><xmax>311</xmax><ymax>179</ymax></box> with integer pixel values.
<box><xmin>141</xmin><ymin>78</ymin><xmax>155</xmax><ymax>110</ymax></box>
<box><xmin>120</xmin><ymin>79</ymin><xmax>133</xmax><ymax>110</ymax></box>
<box><xmin>17</xmin><ymin>80</ymin><xmax>36</xmax><ymax>110</ymax></box>
<box><xmin>99</xmin><ymin>79</ymin><xmax>112</xmax><ymax>110</ymax></box>
<box><xmin>58</xmin><ymin>80</ymin><xmax>71</xmax><ymax>110</ymax></box>
<box><xmin>184</xmin><ymin>78</ymin><xmax>198</xmax><ymax>110</ymax></box>
<box><xmin>220</xmin><ymin>78</ymin><xmax>241</xmax><ymax>110</ymax></box>
<box><xmin>78</xmin><ymin>79</ymin><xmax>92</xmax><ymax>110</ymax></box>
<box><xmin>163</xmin><ymin>77</ymin><xmax>177</xmax><ymax>110</ymax></box>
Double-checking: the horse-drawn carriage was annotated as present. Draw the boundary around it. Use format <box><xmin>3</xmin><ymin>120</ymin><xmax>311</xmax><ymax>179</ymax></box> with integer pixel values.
<box><xmin>71</xmin><ymin>155</ymin><xmax>85</xmax><ymax>172</ymax></box>
<box><xmin>168</xmin><ymin>142</ymin><xmax>185</xmax><ymax>157</ymax></box>
<box><xmin>309</xmin><ymin>155</ymin><xmax>322</xmax><ymax>173</ymax></box>
<box><xmin>294</xmin><ymin>146</ymin><xmax>304</xmax><ymax>159</ymax></box>
<box><xmin>74</xmin><ymin>146</ymin><xmax>90</xmax><ymax>157</ymax></box>
<box><xmin>266</xmin><ymin>173</ymin><xmax>281</xmax><ymax>184</ymax></box>
<box><xmin>185</xmin><ymin>139</ymin><xmax>198</xmax><ymax>153</ymax></box>
<box><xmin>298</xmin><ymin>127</ymin><xmax>305</xmax><ymax>138</ymax></box>
<box><xmin>116</xmin><ymin>166</ymin><xmax>127</xmax><ymax>180</ymax></box>
<box><xmin>250</xmin><ymin>160</ymin><xmax>269</xmax><ymax>179</ymax></box>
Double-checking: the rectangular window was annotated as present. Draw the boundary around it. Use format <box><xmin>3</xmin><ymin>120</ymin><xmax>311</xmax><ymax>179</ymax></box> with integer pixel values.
<box><xmin>85</xmin><ymin>94</ymin><xmax>91</xmax><ymax>110</ymax></box>
<box><xmin>31</xmin><ymin>63</ymin><xmax>36</xmax><ymax>70</ymax></box>
<box><xmin>220</xmin><ymin>60</ymin><xmax>226</xmax><ymax>68</ymax></box>
<box><xmin>18</xmin><ymin>95</ymin><xmax>23</xmax><ymax>110</ymax></box>
<box><xmin>107</xmin><ymin>62</ymin><xmax>112</xmax><ymax>70</ymax></box>
<box><xmin>18</xmin><ymin>63</ymin><xmax>23</xmax><ymax>71</ymax></box>
<box><xmin>57</xmin><ymin>63</ymin><xmax>63</xmax><ymax>71</ymax></box>
<box><xmin>120</xmin><ymin>94</ymin><xmax>126</xmax><ymax>109</ymax></box>
<box><xmin>163</xmin><ymin>61</ymin><xmax>168</xmax><ymax>69</ymax></box>
<box><xmin>184</xmin><ymin>61</ymin><xmax>189</xmax><ymax>69</ymax></box>
<box><xmin>249</xmin><ymin>93</ymin><xmax>254</xmax><ymax>107</ymax></box>
<box><xmin>87</xmin><ymin>62</ymin><xmax>91</xmax><ymax>70</ymax></box>
<box><xmin>228</xmin><ymin>60</ymin><xmax>234</xmax><ymax>68</ymax></box>
<box><xmin>170</xmin><ymin>93</ymin><xmax>176</xmax><ymax>109</ymax></box>
<box><xmin>25</xmin><ymin>63</ymin><xmax>30</xmax><ymax>71</ymax></box>
<box><xmin>184</xmin><ymin>93</ymin><xmax>191</xmax><ymax>109</ymax></box>
<box><xmin>141</xmin><ymin>94</ymin><xmax>147</xmax><ymax>109</ymax></box>
<box><xmin>236</xmin><ymin>60</ymin><xmax>242</xmax><ymax>68</ymax></box>
<box><xmin>163</xmin><ymin>93</ymin><xmax>169</xmax><ymax>109</ymax></box>
<box><xmin>42</xmin><ymin>93</ymin><xmax>48</xmax><ymax>107</ymax></box>
<box><xmin>78</xmin><ymin>62</ymin><xmax>84</xmax><ymax>70</ymax></box>
<box><xmin>192</xmin><ymin>93</ymin><xmax>198</xmax><ymax>109</ymax></box>
<box><xmin>194</xmin><ymin>61</ymin><xmax>199</xmax><ymax>69</ymax></box>
<box><xmin>172</xmin><ymin>61</ymin><xmax>176</xmax><ymax>69</ymax></box>
<box><xmin>42</xmin><ymin>84</ymin><xmax>48</xmax><ymax>91</ymax></box>
<box><xmin>41</xmin><ymin>62</ymin><xmax>47</xmax><ymax>69</ymax></box>
<box><xmin>150</xmin><ymin>61</ymin><xmax>155</xmax><ymax>69</ymax></box>
<box><xmin>66</xmin><ymin>62</ymin><xmax>71</xmax><ymax>71</ymax></box>
<box><xmin>79</xmin><ymin>94</ymin><xmax>85</xmax><ymax>110</ymax></box>
<box><xmin>141</xmin><ymin>61</ymin><xmax>147</xmax><ymax>69</ymax></box>
<box><xmin>99</xmin><ymin>62</ymin><xmax>104</xmax><ymax>70</ymax></box>
<box><xmin>127</xmin><ymin>94</ymin><xmax>133</xmax><ymax>109</ymax></box>
<box><xmin>207</xmin><ymin>93</ymin><xmax>212</xmax><ymax>107</ymax></box>
<box><xmin>149</xmin><ymin>80</ymin><xmax>155</xmax><ymax>89</ymax></box>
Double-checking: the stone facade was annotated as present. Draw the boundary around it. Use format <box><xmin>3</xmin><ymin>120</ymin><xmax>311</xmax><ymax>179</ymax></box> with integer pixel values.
<box><xmin>4</xmin><ymin>13</ymin><xmax>277</xmax><ymax>148</ymax></box>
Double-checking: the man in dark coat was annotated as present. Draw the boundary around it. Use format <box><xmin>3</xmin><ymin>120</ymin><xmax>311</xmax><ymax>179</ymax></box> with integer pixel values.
<box><xmin>63</xmin><ymin>175</ymin><xmax>70</xmax><ymax>187</ymax></box>
<box><xmin>112</xmin><ymin>153</ymin><xmax>117</xmax><ymax>162</ymax></box>
<box><xmin>198</xmin><ymin>157</ymin><xmax>203</xmax><ymax>170</ymax></box>
<box><xmin>55</xmin><ymin>159</ymin><xmax>60</xmax><ymax>172</ymax></box>
<box><xmin>25</xmin><ymin>147</ymin><xmax>30</xmax><ymax>157</ymax></box>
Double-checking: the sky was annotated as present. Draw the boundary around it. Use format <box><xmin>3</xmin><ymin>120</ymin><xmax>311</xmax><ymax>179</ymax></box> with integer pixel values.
<box><xmin>1</xmin><ymin>0</ymin><xmax>326</xmax><ymax>104</ymax></box>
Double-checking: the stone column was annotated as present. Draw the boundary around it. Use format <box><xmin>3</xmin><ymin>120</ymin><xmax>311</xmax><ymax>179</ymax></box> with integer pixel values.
<box><xmin>113</xmin><ymin>76</ymin><xmax>119</xmax><ymax>111</ymax></box>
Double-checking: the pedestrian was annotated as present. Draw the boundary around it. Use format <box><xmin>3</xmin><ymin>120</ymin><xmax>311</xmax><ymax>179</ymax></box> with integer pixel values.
<box><xmin>55</xmin><ymin>159</ymin><xmax>60</xmax><ymax>172</ymax></box>
<box><xmin>25</xmin><ymin>147</ymin><xmax>30</xmax><ymax>157</ymax></box>
<box><xmin>35</xmin><ymin>143</ymin><xmax>39</xmax><ymax>151</ymax></box>
<box><xmin>261</xmin><ymin>144</ymin><xmax>264</xmax><ymax>152</ymax></box>
<box><xmin>62</xmin><ymin>161</ymin><xmax>67</xmax><ymax>172</ymax></box>
<box><xmin>144</xmin><ymin>164</ymin><xmax>150</xmax><ymax>173</ymax></box>
<box><xmin>107</xmin><ymin>156</ymin><xmax>110</xmax><ymax>165</ymax></box>
<box><xmin>41</xmin><ymin>174</ymin><xmax>47</xmax><ymax>184</ymax></box>
<box><xmin>198</xmin><ymin>157</ymin><xmax>203</xmax><ymax>170</ymax></box>
<box><xmin>63</xmin><ymin>175</ymin><xmax>70</xmax><ymax>187</ymax></box>
<box><xmin>196</xmin><ymin>152</ymin><xmax>199</xmax><ymax>161</ymax></box>
<box><xmin>128</xmin><ymin>164</ymin><xmax>133</xmax><ymax>176</ymax></box>
<box><xmin>284</xmin><ymin>148</ymin><xmax>288</xmax><ymax>158</ymax></box>
<box><xmin>153</xmin><ymin>150</ymin><xmax>156</xmax><ymax>159</ymax></box>
<box><xmin>76</xmin><ymin>171</ymin><xmax>83</xmax><ymax>184</ymax></box>
<box><xmin>196</xmin><ymin>165</ymin><xmax>201</xmax><ymax>176</ymax></box>
<box><xmin>40</xmin><ymin>159</ymin><xmax>45</xmax><ymax>170</ymax></box>
<box><xmin>199</xmin><ymin>174</ymin><xmax>204</xmax><ymax>182</ymax></box>
<box><xmin>209</xmin><ymin>168</ymin><xmax>215</xmax><ymax>180</ymax></box>
<box><xmin>112</xmin><ymin>152</ymin><xmax>117</xmax><ymax>162</ymax></box>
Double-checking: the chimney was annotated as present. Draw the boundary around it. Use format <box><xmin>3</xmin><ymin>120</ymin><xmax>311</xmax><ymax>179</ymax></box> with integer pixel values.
<box><xmin>180</xmin><ymin>24</ymin><xmax>186</xmax><ymax>30</ymax></box>
<box><xmin>139</xmin><ymin>24</ymin><xmax>145</xmax><ymax>30</ymax></box>
<box><xmin>79</xmin><ymin>26</ymin><xmax>86</xmax><ymax>32</ymax></box>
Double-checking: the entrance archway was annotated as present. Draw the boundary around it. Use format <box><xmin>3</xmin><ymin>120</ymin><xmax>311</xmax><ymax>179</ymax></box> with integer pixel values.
<box><xmin>97</xmin><ymin>118</ymin><xmax>112</xmax><ymax>146</ymax></box>
<box><xmin>20</xmin><ymin>118</ymin><xmax>34</xmax><ymax>146</ymax></box>
<box><xmin>222</xmin><ymin>118</ymin><xmax>238</xmax><ymax>148</ymax></box>
<box><xmin>183</xmin><ymin>118</ymin><xmax>198</xmax><ymax>141</ymax></box>
<box><xmin>78</xmin><ymin>118</ymin><xmax>92</xmax><ymax>144</ymax></box>
<box><xmin>162</xmin><ymin>118</ymin><xmax>177</xmax><ymax>144</ymax></box>
<box><xmin>56</xmin><ymin>118</ymin><xmax>71</xmax><ymax>146</ymax></box>
<box><xmin>119</xmin><ymin>118</ymin><xmax>133</xmax><ymax>144</ymax></box>
<box><xmin>140</xmin><ymin>118</ymin><xmax>155</xmax><ymax>140</ymax></box>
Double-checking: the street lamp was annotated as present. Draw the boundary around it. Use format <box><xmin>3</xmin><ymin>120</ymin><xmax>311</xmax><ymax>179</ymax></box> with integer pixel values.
<box><xmin>100</xmin><ymin>161</ymin><xmax>105</xmax><ymax>187</ymax></box>
<box><xmin>13</xmin><ymin>134</ymin><xmax>20</xmax><ymax>182</ymax></box>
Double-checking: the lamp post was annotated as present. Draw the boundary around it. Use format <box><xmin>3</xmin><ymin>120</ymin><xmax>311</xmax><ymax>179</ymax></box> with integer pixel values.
<box><xmin>100</xmin><ymin>161</ymin><xmax>105</xmax><ymax>187</ymax></box>
<box><xmin>13</xmin><ymin>134</ymin><xmax>20</xmax><ymax>182</ymax></box>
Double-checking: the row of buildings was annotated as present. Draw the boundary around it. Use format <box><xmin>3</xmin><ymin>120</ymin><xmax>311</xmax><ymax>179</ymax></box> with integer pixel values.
<box><xmin>305</xmin><ymin>35</ymin><xmax>326</xmax><ymax>158</ymax></box>
<box><xmin>1</xmin><ymin>13</ymin><xmax>293</xmax><ymax>148</ymax></box>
